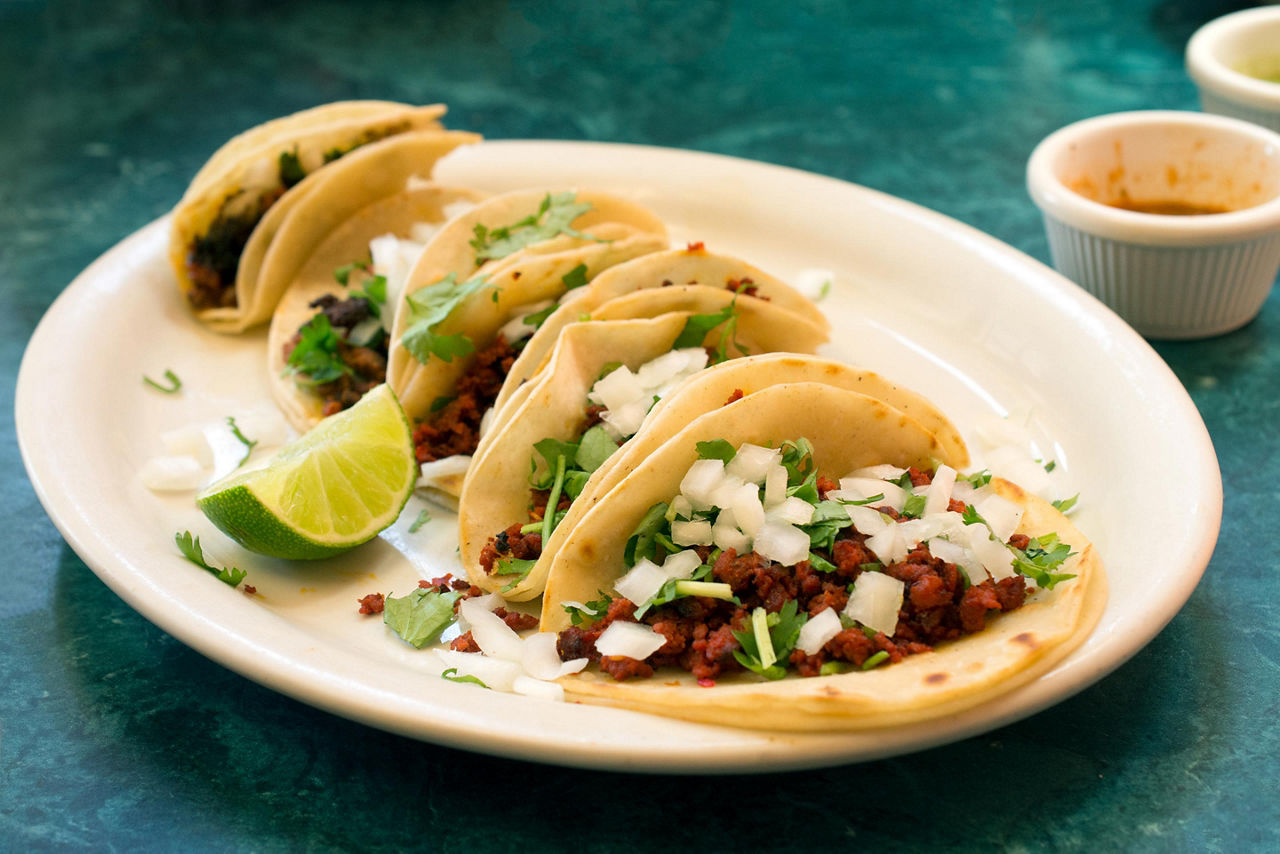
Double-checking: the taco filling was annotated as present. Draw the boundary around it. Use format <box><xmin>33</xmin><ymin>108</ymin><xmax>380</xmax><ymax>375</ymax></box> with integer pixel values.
<box><xmin>477</xmin><ymin>305</ymin><xmax>749</xmax><ymax>588</ymax></box>
<box><xmin>555</xmin><ymin>439</ymin><xmax>1078</xmax><ymax>683</ymax></box>
<box><xmin>185</xmin><ymin>125</ymin><xmax>409</xmax><ymax>312</ymax></box>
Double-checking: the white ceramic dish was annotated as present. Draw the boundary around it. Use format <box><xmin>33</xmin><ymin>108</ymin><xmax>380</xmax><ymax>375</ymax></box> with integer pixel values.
<box><xmin>16</xmin><ymin>141</ymin><xmax>1221</xmax><ymax>773</ymax></box>
<box><xmin>1027</xmin><ymin>110</ymin><xmax>1280</xmax><ymax>339</ymax></box>
<box><xmin>1187</xmin><ymin>5</ymin><xmax>1280</xmax><ymax>133</ymax></box>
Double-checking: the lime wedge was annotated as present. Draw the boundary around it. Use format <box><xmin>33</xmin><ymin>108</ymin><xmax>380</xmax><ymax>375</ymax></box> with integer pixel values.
<box><xmin>197</xmin><ymin>384</ymin><xmax>416</xmax><ymax>559</ymax></box>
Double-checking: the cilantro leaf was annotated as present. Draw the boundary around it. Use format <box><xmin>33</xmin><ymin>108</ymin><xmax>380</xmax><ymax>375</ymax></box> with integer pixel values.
<box><xmin>696</xmin><ymin>439</ymin><xmax>736</xmax><ymax>463</ymax></box>
<box><xmin>175</xmin><ymin>531</ymin><xmax>246</xmax><ymax>587</ymax></box>
<box><xmin>399</xmin><ymin>273</ymin><xmax>488</xmax><ymax>364</ymax></box>
<box><xmin>348</xmin><ymin>273</ymin><xmax>388</xmax><ymax>319</ymax></box>
<box><xmin>143</xmin><ymin>369</ymin><xmax>182</xmax><ymax>394</ymax></box>
<box><xmin>408</xmin><ymin>509</ymin><xmax>432</xmax><ymax>533</ymax></box>
<box><xmin>441</xmin><ymin>667</ymin><xmax>489</xmax><ymax>688</ymax></box>
<box><xmin>278</xmin><ymin>147</ymin><xmax>306</xmax><ymax>188</ymax></box>
<box><xmin>383</xmin><ymin>588</ymin><xmax>462</xmax><ymax>648</ymax></box>
<box><xmin>564</xmin><ymin>592</ymin><xmax>613</xmax><ymax>626</ymax></box>
<box><xmin>333</xmin><ymin>260</ymin><xmax>369</xmax><ymax>286</ymax></box>
<box><xmin>672</xmin><ymin>301</ymin><xmax>746</xmax><ymax>363</ymax></box>
<box><xmin>901</xmin><ymin>493</ymin><xmax>928</xmax><ymax>519</ymax></box>
<box><xmin>732</xmin><ymin>600</ymin><xmax>807</xmax><ymax>680</ymax></box>
<box><xmin>963</xmin><ymin>469</ymin><xmax>993</xmax><ymax>488</ymax></box>
<box><xmin>226</xmin><ymin>416</ymin><xmax>258</xmax><ymax>467</ymax></box>
<box><xmin>1011</xmin><ymin>533</ymin><xmax>1077</xmax><ymax>590</ymax></box>
<box><xmin>285</xmin><ymin>314</ymin><xmax>351</xmax><ymax>385</ymax></box>
<box><xmin>624</xmin><ymin>501</ymin><xmax>671</xmax><ymax>567</ymax></box>
<box><xmin>560</xmin><ymin>262</ymin><xmax>590</xmax><ymax>290</ymax></box>
<box><xmin>576</xmin><ymin>425</ymin><xmax>619</xmax><ymax>474</ymax></box>
<box><xmin>530</xmin><ymin>437</ymin><xmax>579</xmax><ymax>488</ymax></box>
<box><xmin>470</xmin><ymin>192</ymin><xmax>595</xmax><ymax>264</ymax></box>
<box><xmin>1052</xmin><ymin>494</ymin><xmax>1080</xmax><ymax>514</ymax></box>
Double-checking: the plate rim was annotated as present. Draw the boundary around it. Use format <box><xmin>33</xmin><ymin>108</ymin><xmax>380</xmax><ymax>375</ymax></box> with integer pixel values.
<box><xmin>16</xmin><ymin>139</ymin><xmax>1222</xmax><ymax>772</ymax></box>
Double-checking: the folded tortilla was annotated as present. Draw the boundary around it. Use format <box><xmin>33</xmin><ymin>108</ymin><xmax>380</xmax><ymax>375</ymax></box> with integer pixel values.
<box><xmin>539</xmin><ymin>382</ymin><xmax>1105</xmax><ymax>731</ymax></box>
<box><xmin>267</xmin><ymin>184</ymin><xmax>488</xmax><ymax>433</ymax></box>
<box><xmin>385</xmin><ymin>189</ymin><xmax>669</xmax><ymax>499</ymax></box>
<box><xmin>171</xmin><ymin>101</ymin><xmax>478</xmax><ymax>332</ymax></box>
<box><xmin>489</xmin><ymin>247</ymin><xmax>830</xmax><ymax>418</ymax></box>
<box><xmin>457</xmin><ymin>301</ymin><xmax>832</xmax><ymax>601</ymax></box>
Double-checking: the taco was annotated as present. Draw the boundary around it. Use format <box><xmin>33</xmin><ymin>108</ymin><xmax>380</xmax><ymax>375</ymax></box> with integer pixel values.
<box><xmin>457</xmin><ymin>300</ymin><xmax>833</xmax><ymax>601</ymax></box>
<box><xmin>488</xmin><ymin>246</ymin><xmax>830</xmax><ymax>418</ymax></box>
<box><xmin>267</xmin><ymin>184</ymin><xmax>488</xmax><ymax>433</ymax></box>
<box><xmin>385</xmin><ymin>189</ymin><xmax>669</xmax><ymax>499</ymax></box>
<box><xmin>537</xmin><ymin>382</ymin><xmax>1105</xmax><ymax>731</ymax></box>
<box><xmin>171</xmin><ymin>101</ymin><xmax>479</xmax><ymax>332</ymax></box>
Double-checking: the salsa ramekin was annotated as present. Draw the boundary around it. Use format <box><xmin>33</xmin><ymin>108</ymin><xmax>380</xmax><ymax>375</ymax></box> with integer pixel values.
<box><xmin>1026</xmin><ymin>110</ymin><xmax>1280</xmax><ymax>339</ymax></box>
<box><xmin>1187</xmin><ymin>6</ymin><xmax>1280</xmax><ymax>133</ymax></box>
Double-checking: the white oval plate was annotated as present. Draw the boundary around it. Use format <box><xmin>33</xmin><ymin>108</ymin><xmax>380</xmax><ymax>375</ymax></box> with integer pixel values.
<box><xmin>16</xmin><ymin>141</ymin><xmax>1221</xmax><ymax>773</ymax></box>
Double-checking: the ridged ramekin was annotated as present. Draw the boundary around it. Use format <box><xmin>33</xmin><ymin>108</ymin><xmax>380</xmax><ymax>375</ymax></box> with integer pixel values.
<box><xmin>1187</xmin><ymin>6</ymin><xmax>1280</xmax><ymax>133</ymax></box>
<box><xmin>1027</xmin><ymin>110</ymin><xmax>1280</xmax><ymax>339</ymax></box>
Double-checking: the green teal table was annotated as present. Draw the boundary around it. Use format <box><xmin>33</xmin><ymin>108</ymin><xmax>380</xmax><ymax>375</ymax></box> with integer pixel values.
<box><xmin>3</xmin><ymin>1</ymin><xmax>1275</xmax><ymax>849</ymax></box>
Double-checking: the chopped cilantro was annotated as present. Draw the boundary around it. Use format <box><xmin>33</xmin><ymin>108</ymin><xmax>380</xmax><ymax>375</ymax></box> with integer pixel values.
<box><xmin>695</xmin><ymin>439</ymin><xmax>736</xmax><ymax>463</ymax></box>
<box><xmin>961</xmin><ymin>504</ymin><xmax>989</xmax><ymax>527</ymax></box>
<box><xmin>333</xmin><ymin>260</ymin><xmax>369</xmax><ymax>286</ymax></box>
<box><xmin>175</xmin><ymin>531</ymin><xmax>246</xmax><ymax>587</ymax></box>
<box><xmin>383</xmin><ymin>588</ymin><xmax>462</xmax><ymax>648</ymax></box>
<box><xmin>819</xmin><ymin>660</ymin><xmax>850</xmax><ymax>675</ymax></box>
<box><xmin>226</xmin><ymin>416</ymin><xmax>258</xmax><ymax>467</ymax></box>
<box><xmin>1052</xmin><ymin>494</ymin><xmax>1079</xmax><ymax>514</ymax></box>
<box><xmin>1043</xmin><ymin>460</ymin><xmax>1057</xmax><ymax>473</ymax></box>
<box><xmin>624</xmin><ymin>501</ymin><xmax>670</xmax><ymax>567</ymax></box>
<box><xmin>901</xmin><ymin>493</ymin><xmax>928</xmax><ymax>519</ymax></box>
<box><xmin>807</xmin><ymin>550</ymin><xmax>838</xmax><ymax>573</ymax></box>
<box><xmin>520</xmin><ymin>302</ymin><xmax>559</xmax><ymax>332</ymax></box>
<box><xmin>408</xmin><ymin>509</ymin><xmax>432</xmax><ymax>533</ymax></box>
<box><xmin>285</xmin><ymin>314</ymin><xmax>350</xmax><ymax>385</ymax></box>
<box><xmin>1011</xmin><ymin>533</ymin><xmax>1077</xmax><ymax>589</ymax></box>
<box><xmin>441</xmin><ymin>667</ymin><xmax>489</xmax><ymax>688</ymax></box>
<box><xmin>672</xmin><ymin>300</ymin><xmax>745</xmax><ymax>363</ymax></box>
<box><xmin>862</xmin><ymin>650</ymin><xmax>890</xmax><ymax>670</ymax></box>
<box><xmin>399</xmin><ymin>272</ymin><xmax>488</xmax><ymax>364</ymax></box>
<box><xmin>576</xmin><ymin>425</ymin><xmax>619</xmax><ymax>474</ymax></box>
<box><xmin>278</xmin><ymin>147</ymin><xmax>306</xmax><ymax>188</ymax></box>
<box><xmin>963</xmin><ymin>469</ymin><xmax>993</xmax><ymax>488</ymax></box>
<box><xmin>564</xmin><ymin>592</ymin><xmax>613</xmax><ymax>626</ymax></box>
<box><xmin>348</xmin><ymin>273</ymin><xmax>388</xmax><ymax>319</ymax></box>
<box><xmin>732</xmin><ymin>600</ymin><xmax>807</xmax><ymax>680</ymax></box>
<box><xmin>430</xmin><ymin>395</ymin><xmax>455</xmax><ymax>413</ymax></box>
<box><xmin>143</xmin><ymin>369</ymin><xmax>182</xmax><ymax>394</ymax></box>
<box><xmin>560</xmin><ymin>262</ymin><xmax>590</xmax><ymax>290</ymax></box>
<box><xmin>469</xmin><ymin>192</ymin><xmax>595</xmax><ymax>264</ymax></box>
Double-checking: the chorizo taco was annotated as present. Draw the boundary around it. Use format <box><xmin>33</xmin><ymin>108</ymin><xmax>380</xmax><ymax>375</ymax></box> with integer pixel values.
<box><xmin>385</xmin><ymin>189</ymin><xmax>669</xmax><ymax>499</ymax></box>
<box><xmin>171</xmin><ymin>101</ymin><xmax>479</xmax><ymax>332</ymax></box>
<box><xmin>538</xmin><ymin>382</ymin><xmax>1105</xmax><ymax>731</ymax></box>
<box><xmin>266</xmin><ymin>184</ymin><xmax>488</xmax><ymax>433</ymax></box>
<box><xmin>488</xmin><ymin>246</ymin><xmax>830</xmax><ymax>418</ymax></box>
<box><xmin>457</xmin><ymin>300</ymin><xmax>833</xmax><ymax>601</ymax></box>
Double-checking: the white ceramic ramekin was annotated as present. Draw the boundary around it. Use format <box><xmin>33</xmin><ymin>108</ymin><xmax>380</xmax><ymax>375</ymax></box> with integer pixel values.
<box><xmin>1027</xmin><ymin>110</ymin><xmax>1280</xmax><ymax>339</ymax></box>
<box><xmin>1187</xmin><ymin>6</ymin><xmax>1280</xmax><ymax>133</ymax></box>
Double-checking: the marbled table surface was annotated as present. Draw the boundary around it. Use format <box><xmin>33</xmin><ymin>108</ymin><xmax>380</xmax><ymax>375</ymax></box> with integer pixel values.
<box><xmin>2</xmin><ymin>1</ymin><xmax>1276</xmax><ymax>850</ymax></box>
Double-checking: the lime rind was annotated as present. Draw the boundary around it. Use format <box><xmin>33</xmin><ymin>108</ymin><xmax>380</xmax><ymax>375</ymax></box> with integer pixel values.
<box><xmin>196</xmin><ymin>384</ymin><xmax>416</xmax><ymax>559</ymax></box>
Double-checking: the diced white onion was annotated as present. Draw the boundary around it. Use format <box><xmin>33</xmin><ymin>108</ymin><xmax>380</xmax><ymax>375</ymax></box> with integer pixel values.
<box><xmin>797</xmin><ymin>607</ymin><xmax>843</xmax><ymax>656</ymax></box>
<box><xmin>753</xmin><ymin>521</ymin><xmax>811</xmax><ymax>566</ymax></box>
<box><xmin>847</xmin><ymin>464</ymin><xmax>907</xmax><ymax>481</ymax></box>
<box><xmin>419</xmin><ymin>455</ymin><xmax>472</xmax><ymax>484</ymax></box>
<box><xmin>974</xmin><ymin>493</ymin><xmax>1025</xmax><ymax>543</ymax></box>
<box><xmin>712</xmin><ymin>510</ymin><xmax>750</xmax><ymax>553</ymax></box>
<box><xmin>140</xmin><ymin>455</ymin><xmax>206</xmax><ymax>491</ymax></box>
<box><xmin>671</xmin><ymin>519</ymin><xmax>713</xmax><ymax>546</ymax></box>
<box><xmin>865</xmin><ymin>524</ymin><xmax>908</xmax><ymax>565</ymax></box>
<box><xmin>636</xmin><ymin>349</ymin><xmax>692</xmax><ymax>388</ymax></box>
<box><xmin>594</xmin><ymin>621</ymin><xmax>666</xmax><ymax>660</ymax></box>
<box><xmin>601</xmin><ymin>397</ymin><xmax>650</xmax><ymax>440</ymax></box>
<box><xmin>512</xmin><ymin>675</ymin><xmax>565</xmax><ymax>702</ymax></box>
<box><xmin>459</xmin><ymin>598</ymin><xmax>525</xmax><ymax>662</ymax></box>
<box><xmin>521</xmin><ymin>633</ymin><xmax>575</xmax><ymax>681</ymax></box>
<box><xmin>161</xmin><ymin>425</ymin><xmax>214</xmax><ymax>467</ymax></box>
<box><xmin>847</xmin><ymin>505</ymin><xmax>890</xmax><ymax>536</ymax></box>
<box><xmin>670</xmin><ymin>494</ymin><xmax>694</xmax><ymax>520</ymax></box>
<box><xmin>588</xmin><ymin>365</ymin><xmax>643</xmax><ymax>412</ymax></box>
<box><xmin>840</xmin><ymin>477</ymin><xmax>909</xmax><ymax>512</ymax></box>
<box><xmin>728</xmin><ymin>482</ymin><xmax>765</xmax><ymax>537</ymax></box>
<box><xmin>844</xmin><ymin>572</ymin><xmax>905</xmax><ymax>636</ymax></box>
<box><xmin>964</xmin><ymin>524</ymin><xmax>1017</xmax><ymax>580</ymax></box>
<box><xmin>614</xmin><ymin>558</ymin><xmax>668</xmax><ymax>606</ymax></box>
<box><xmin>792</xmin><ymin>268</ymin><xmax>834</xmax><ymax>301</ymax></box>
<box><xmin>708</xmin><ymin>472</ymin><xmax>748</xmax><ymax>510</ymax></box>
<box><xmin>498</xmin><ymin>300</ymin><xmax>553</xmax><ymax>342</ymax></box>
<box><xmin>766</xmin><ymin>496</ymin><xmax>815</xmax><ymax>526</ymax></box>
<box><xmin>763</xmin><ymin>462</ymin><xmax>789</xmax><ymax>508</ymax></box>
<box><xmin>896</xmin><ymin>510</ymin><xmax>966</xmax><ymax>549</ymax></box>
<box><xmin>661</xmin><ymin>549</ymin><xmax>703</xmax><ymax>580</ymax></box>
<box><xmin>726</xmin><ymin>443</ymin><xmax>781</xmax><ymax>485</ymax></box>
<box><xmin>923</xmin><ymin>465</ymin><xmax>957</xmax><ymax>517</ymax></box>
<box><xmin>928</xmin><ymin>537</ymin><xmax>988</xmax><ymax>585</ymax></box>
<box><xmin>680</xmin><ymin>459</ymin><xmax>726</xmax><ymax>510</ymax></box>
<box><xmin>433</xmin><ymin>649</ymin><xmax>521</xmax><ymax>692</ymax></box>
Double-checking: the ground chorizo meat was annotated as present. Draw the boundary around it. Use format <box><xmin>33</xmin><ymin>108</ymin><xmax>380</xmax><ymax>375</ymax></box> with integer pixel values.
<box><xmin>413</xmin><ymin>337</ymin><xmax>518</xmax><ymax>463</ymax></box>
<box><xmin>357</xmin><ymin>592</ymin><xmax>386</xmax><ymax>615</ymax></box>
<box><xmin>558</xmin><ymin>495</ymin><xmax>1031</xmax><ymax>681</ymax></box>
